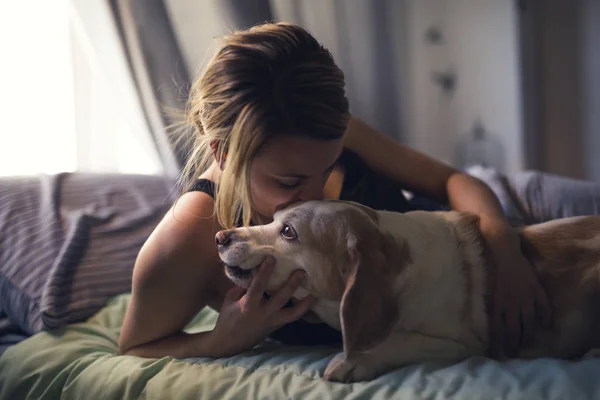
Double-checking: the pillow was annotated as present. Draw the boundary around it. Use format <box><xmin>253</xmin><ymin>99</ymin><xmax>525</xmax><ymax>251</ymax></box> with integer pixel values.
<box><xmin>0</xmin><ymin>172</ymin><xmax>174</xmax><ymax>334</ymax></box>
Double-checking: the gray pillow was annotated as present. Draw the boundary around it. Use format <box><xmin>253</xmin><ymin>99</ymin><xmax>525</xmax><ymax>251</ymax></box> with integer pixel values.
<box><xmin>0</xmin><ymin>173</ymin><xmax>173</xmax><ymax>334</ymax></box>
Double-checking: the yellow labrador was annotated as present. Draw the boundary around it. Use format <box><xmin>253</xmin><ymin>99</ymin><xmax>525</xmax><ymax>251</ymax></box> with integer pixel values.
<box><xmin>215</xmin><ymin>200</ymin><xmax>600</xmax><ymax>382</ymax></box>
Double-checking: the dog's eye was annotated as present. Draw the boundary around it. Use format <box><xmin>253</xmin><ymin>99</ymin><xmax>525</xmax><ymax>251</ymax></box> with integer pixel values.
<box><xmin>281</xmin><ymin>224</ymin><xmax>297</xmax><ymax>240</ymax></box>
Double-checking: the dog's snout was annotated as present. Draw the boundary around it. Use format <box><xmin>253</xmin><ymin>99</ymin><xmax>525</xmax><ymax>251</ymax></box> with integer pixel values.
<box><xmin>215</xmin><ymin>230</ymin><xmax>233</xmax><ymax>249</ymax></box>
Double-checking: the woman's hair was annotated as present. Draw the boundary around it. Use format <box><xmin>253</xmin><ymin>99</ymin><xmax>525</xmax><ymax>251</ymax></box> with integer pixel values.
<box><xmin>179</xmin><ymin>22</ymin><xmax>350</xmax><ymax>229</ymax></box>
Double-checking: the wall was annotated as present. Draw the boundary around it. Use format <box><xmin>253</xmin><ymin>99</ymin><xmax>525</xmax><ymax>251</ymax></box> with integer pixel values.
<box><xmin>403</xmin><ymin>0</ymin><xmax>524</xmax><ymax>174</ymax></box>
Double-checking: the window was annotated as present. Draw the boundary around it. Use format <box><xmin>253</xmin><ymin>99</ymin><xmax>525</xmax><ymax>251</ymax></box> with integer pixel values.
<box><xmin>0</xmin><ymin>0</ymin><xmax>164</xmax><ymax>177</ymax></box>
<box><xmin>0</xmin><ymin>0</ymin><xmax>76</xmax><ymax>176</ymax></box>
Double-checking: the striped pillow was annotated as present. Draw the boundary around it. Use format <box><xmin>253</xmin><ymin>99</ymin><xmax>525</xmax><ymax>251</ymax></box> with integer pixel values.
<box><xmin>0</xmin><ymin>173</ymin><xmax>173</xmax><ymax>334</ymax></box>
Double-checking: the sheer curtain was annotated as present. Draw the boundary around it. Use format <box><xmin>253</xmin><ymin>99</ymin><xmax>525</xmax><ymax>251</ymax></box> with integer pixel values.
<box><xmin>0</xmin><ymin>0</ymin><xmax>76</xmax><ymax>176</ymax></box>
<box><xmin>0</xmin><ymin>0</ymin><xmax>166</xmax><ymax>178</ymax></box>
<box><xmin>69</xmin><ymin>0</ymin><xmax>164</xmax><ymax>176</ymax></box>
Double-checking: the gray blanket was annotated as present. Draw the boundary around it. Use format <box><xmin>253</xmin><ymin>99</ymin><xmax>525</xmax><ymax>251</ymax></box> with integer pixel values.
<box><xmin>466</xmin><ymin>165</ymin><xmax>600</xmax><ymax>225</ymax></box>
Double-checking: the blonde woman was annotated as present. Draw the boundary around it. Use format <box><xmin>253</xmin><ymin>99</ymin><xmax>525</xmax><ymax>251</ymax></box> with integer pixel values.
<box><xmin>119</xmin><ymin>22</ymin><xmax>552</xmax><ymax>360</ymax></box>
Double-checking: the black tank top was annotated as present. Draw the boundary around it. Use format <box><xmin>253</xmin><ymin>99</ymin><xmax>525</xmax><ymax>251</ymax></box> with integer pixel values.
<box><xmin>190</xmin><ymin>148</ymin><xmax>442</xmax><ymax>346</ymax></box>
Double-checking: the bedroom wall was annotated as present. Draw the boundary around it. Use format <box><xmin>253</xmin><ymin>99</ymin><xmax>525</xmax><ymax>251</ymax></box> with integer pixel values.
<box><xmin>403</xmin><ymin>0</ymin><xmax>524</xmax><ymax>174</ymax></box>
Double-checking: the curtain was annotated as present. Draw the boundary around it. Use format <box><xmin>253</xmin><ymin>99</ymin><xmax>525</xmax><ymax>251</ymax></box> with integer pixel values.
<box><xmin>108</xmin><ymin>0</ymin><xmax>193</xmax><ymax>179</ymax></box>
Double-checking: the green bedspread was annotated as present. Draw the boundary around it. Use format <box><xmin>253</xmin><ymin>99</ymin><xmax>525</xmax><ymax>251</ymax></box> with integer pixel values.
<box><xmin>1</xmin><ymin>294</ymin><xmax>600</xmax><ymax>399</ymax></box>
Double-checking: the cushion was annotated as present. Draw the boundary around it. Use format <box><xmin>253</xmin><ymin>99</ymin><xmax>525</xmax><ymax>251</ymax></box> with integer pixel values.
<box><xmin>0</xmin><ymin>172</ymin><xmax>173</xmax><ymax>334</ymax></box>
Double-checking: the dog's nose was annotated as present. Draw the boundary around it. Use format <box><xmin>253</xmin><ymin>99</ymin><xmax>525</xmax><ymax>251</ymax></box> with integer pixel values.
<box><xmin>215</xmin><ymin>230</ymin><xmax>233</xmax><ymax>249</ymax></box>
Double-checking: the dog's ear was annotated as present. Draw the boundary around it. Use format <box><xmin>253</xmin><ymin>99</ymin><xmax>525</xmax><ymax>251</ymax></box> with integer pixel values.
<box><xmin>339</xmin><ymin>226</ymin><xmax>408</xmax><ymax>354</ymax></box>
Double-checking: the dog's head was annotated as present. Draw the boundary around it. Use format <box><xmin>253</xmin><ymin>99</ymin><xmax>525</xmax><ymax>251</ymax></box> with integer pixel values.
<box><xmin>216</xmin><ymin>200</ymin><xmax>410</xmax><ymax>353</ymax></box>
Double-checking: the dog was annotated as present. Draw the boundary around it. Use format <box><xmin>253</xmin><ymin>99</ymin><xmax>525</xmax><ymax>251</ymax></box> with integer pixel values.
<box><xmin>215</xmin><ymin>199</ymin><xmax>600</xmax><ymax>382</ymax></box>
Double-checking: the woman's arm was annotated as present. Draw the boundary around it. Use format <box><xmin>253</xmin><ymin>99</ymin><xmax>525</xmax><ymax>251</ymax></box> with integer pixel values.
<box><xmin>344</xmin><ymin>116</ymin><xmax>552</xmax><ymax>356</ymax></box>
<box><xmin>119</xmin><ymin>191</ymin><xmax>230</xmax><ymax>358</ymax></box>
<box><xmin>344</xmin><ymin>117</ymin><xmax>507</xmax><ymax>217</ymax></box>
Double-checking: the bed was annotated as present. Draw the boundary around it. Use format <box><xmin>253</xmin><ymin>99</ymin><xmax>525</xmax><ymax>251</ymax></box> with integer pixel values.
<box><xmin>2</xmin><ymin>294</ymin><xmax>600</xmax><ymax>399</ymax></box>
<box><xmin>2</xmin><ymin>170</ymin><xmax>600</xmax><ymax>399</ymax></box>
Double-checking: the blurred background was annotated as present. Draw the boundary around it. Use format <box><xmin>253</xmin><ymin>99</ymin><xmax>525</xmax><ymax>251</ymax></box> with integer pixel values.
<box><xmin>1</xmin><ymin>0</ymin><xmax>598</xmax><ymax>181</ymax></box>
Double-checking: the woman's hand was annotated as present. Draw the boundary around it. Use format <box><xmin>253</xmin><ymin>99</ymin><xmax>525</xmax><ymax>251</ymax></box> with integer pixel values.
<box><xmin>480</xmin><ymin>217</ymin><xmax>553</xmax><ymax>358</ymax></box>
<box><xmin>209</xmin><ymin>257</ymin><xmax>316</xmax><ymax>357</ymax></box>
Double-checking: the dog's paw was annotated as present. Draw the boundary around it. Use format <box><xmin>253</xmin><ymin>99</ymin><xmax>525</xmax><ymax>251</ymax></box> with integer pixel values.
<box><xmin>323</xmin><ymin>353</ymin><xmax>352</xmax><ymax>382</ymax></box>
<box><xmin>323</xmin><ymin>353</ymin><xmax>377</xmax><ymax>383</ymax></box>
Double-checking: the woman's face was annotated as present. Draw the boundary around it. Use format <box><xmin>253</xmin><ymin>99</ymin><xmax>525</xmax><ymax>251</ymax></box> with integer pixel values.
<box><xmin>249</xmin><ymin>135</ymin><xmax>344</xmax><ymax>224</ymax></box>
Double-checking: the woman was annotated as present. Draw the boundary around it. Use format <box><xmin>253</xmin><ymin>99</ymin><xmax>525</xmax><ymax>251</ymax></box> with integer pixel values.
<box><xmin>118</xmin><ymin>22</ymin><xmax>552</xmax><ymax>360</ymax></box>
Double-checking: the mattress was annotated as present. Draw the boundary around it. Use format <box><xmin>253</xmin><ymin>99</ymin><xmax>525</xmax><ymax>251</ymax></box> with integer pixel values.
<box><xmin>1</xmin><ymin>294</ymin><xmax>599</xmax><ymax>400</ymax></box>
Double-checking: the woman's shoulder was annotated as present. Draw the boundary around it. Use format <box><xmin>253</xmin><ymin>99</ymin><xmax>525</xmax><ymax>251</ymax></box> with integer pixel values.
<box><xmin>175</xmin><ymin>188</ymin><xmax>216</xmax><ymax>222</ymax></box>
<box><xmin>140</xmin><ymin>182</ymin><xmax>220</xmax><ymax>270</ymax></box>
<box><xmin>130</xmin><ymin>178</ymin><xmax>229</xmax><ymax>302</ymax></box>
